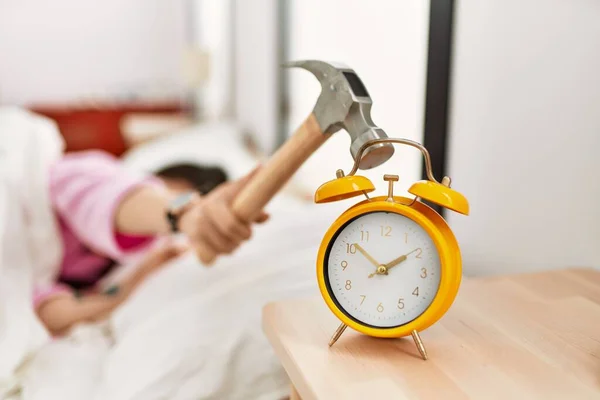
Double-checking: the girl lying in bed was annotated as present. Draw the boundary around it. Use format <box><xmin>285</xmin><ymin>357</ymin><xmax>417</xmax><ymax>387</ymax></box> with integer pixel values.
<box><xmin>37</xmin><ymin>151</ymin><xmax>266</xmax><ymax>336</ymax></box>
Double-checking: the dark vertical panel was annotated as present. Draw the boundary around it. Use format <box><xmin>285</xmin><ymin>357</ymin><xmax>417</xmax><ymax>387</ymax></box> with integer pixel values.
<box><xmin>228</xmin><ymin>0</ymin><xmax>237</xmax><ymax>119</ymax></box>
<box><xmin>422</xmin><ymin>0</ymin><xmax>455</xmax><ymax>215</ymax></box>
<box><xmin>184</xmin><ymin>0</ymin><xmax>200</xmax><ymax>117</ymax></box>
<box><xmin>275</xmin><ymin>0</ymin><xmax>290</xmax><ymax>150</ymax></box>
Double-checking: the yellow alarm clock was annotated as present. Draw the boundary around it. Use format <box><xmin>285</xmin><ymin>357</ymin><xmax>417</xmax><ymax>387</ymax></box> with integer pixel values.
<box><xmin>315</xmin><ymin>138</ymin><xmax>469</xmax><ymax>360</ymax></box>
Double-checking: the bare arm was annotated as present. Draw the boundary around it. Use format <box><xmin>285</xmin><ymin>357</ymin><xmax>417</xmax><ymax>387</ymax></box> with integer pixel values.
<box><xmin>115</xmin><ymin>186</ymin><xmax>176</xmax><ymax>235</ymax></box>
<box><xmin>37</xmin><ymin>292</ymin><xmax>123</xmax><ymax>336</ymax></box>
<box><xmin>37</xmin><ymin>243</ymin><xmax>187</xmax><ymax>336</ymax></box>
<box><xmin>114</xmin><ymin>168</ymin><xmax>268</xmax><ymax>260</ymax></box>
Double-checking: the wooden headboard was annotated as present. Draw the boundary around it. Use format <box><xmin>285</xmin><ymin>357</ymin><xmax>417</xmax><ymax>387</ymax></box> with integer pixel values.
<box><xmin>30</xmin><ymin>101</ymin><xmax>188</xmax><ymax>157</ymax></box>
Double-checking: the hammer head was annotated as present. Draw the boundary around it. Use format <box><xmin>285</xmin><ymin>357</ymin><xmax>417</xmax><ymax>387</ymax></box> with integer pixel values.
<box><xmin>285</xmin><ymin>60</ymin><xmax>394</xmax><ymax>170</ymax></box>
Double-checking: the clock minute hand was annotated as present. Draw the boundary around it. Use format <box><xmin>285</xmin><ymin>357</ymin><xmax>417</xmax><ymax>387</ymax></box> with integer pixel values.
<box><xmin>353</xmin><ymin>243</ymin><xmax>381</xmax><ymax>269</ymax></box>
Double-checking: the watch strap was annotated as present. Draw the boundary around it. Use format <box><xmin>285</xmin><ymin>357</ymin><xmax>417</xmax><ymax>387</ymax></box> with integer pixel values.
<box><xmin>166</xmin><ymin>210</ymin><xmax>179</xmax><ymax>233</ymax></box>
<box><xmin>166</xmin><ymin>191</ymin><xmax>197</xmax><ymax>233</ymax></box>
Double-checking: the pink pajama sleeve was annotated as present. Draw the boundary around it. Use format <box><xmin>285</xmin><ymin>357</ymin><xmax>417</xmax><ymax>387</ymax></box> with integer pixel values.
<box><xmin>49</xmin><ymin>150</ymin><xmax>158</xmax><ymax>259</ymax></box>
<box><xmin>35</xmin><ymin>151</ymin><xmax>159</xmax><ymax>308</ymax></box>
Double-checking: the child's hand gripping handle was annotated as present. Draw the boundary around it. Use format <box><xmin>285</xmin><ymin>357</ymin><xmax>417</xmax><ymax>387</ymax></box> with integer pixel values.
<box><xmin>195</xmin><ymin>114</ymin><xmax>330</xmax><ymax>265</ymax></box>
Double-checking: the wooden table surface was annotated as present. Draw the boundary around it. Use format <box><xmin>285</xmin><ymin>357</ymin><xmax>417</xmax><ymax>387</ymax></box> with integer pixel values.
<box><xmin>262</xmin><ymin>268</ymin><xmax>600</xmax><ymax>400</ymax></box>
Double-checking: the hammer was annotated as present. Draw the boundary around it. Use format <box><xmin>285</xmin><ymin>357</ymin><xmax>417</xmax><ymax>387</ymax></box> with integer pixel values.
<box><xmin>197</xmin><ymin>60</ymin><xmax>395</xmax><ymax>264</ymax></box>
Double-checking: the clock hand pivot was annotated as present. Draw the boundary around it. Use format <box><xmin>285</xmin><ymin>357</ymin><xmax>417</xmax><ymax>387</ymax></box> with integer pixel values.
<box><xmin>368</xmin><ymin>265</ymin><xmax>388</xmax><ymax>278</ymax></box>
<box><xmin>368</xmin><ymin>248</ymin><xmax>420</xmax><ymax>278</ymax></box>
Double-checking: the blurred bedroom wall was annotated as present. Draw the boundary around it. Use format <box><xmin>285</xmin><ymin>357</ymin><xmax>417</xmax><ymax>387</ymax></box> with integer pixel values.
<box><xmin>0</xmin><ymin>0</ymin><xmax>429</xmax><ymax>194</ymax></box>
<box><xmin>283</xmin><ymin>0</ymin><xmax>431</xmax><ymax>197</ymax></box>
<box><xmin>447</xmin><ymin>0</ymin><xmax>600</xmax><ymax>275</ymax></box>
<box><xmin>0</xmin><ymin>0</ymin><xmax>187</xmax><ymax>105</ymax></box>
<box><xmin>232</xmin><ymin>0</ymin><xmax>279</xmax><ymax>154</ymax></box>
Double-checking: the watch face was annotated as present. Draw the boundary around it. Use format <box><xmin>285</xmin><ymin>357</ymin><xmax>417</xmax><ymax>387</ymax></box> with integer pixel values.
<box><xmin>170</xmin><ymin>191</ymin><xmax>196</xmax><ymax>212</ymax></box>
<box><xmin>325</xmin><ymin>211</ymin><xmax>441</xmax><ymax>328</ymax></box>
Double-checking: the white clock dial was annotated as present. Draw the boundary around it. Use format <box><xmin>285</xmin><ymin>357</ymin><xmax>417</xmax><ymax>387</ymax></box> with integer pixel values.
<box><xmin>326</xmin><ymin>211</ymin><xmax>441</xmax><ymax>328</ymax></box>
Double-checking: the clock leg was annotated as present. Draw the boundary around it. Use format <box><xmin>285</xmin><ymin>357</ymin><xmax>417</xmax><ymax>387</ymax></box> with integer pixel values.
<box><xmin>411</xmin><ymin>330</ymin><xmax>428</xmax><ymax>360</ymax></box>
<box><xmin>328</xmin><ymin>323</ymin><xmax>348</xmax><ymax>347</ymax></box>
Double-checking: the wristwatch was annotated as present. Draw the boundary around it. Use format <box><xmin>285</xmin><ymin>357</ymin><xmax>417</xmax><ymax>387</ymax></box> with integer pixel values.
<box><xmin>166</xmin><ymin>191</ymin><xmax>197</xmax><ymax>233</ymax></box>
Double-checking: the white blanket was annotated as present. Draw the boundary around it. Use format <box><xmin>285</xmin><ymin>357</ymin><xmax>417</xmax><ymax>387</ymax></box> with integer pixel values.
<box><xmin>102</xmin><ymin>204</ymin><xmax>335</xmax><ymax>400</ymax></box>
<box><xmin>0</xmin><ymin>110</ymin><xmax>349</xmax><ymax>399</ymax></box>
<box><xmin>0</xmin><ymin>107</ymin><xmax>65</xmax><ymax>396</ymax></box>
<box><xmin>18</xmin><ymin>202</ymin><xmax>340</xmax><ymax>400</ymax></box>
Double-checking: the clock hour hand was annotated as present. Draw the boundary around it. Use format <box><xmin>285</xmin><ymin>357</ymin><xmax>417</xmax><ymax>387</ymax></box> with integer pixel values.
<box><xmin>353</xmin><ymin>243</ymin><xmax>381</xmax><ymax>269</ymax></box>
<box><xmin>368</xmin><ymin>248</ymin><xmax>420</xmax><ymax>278</ymax></box>
<box><xmin>385</xmin><ymin>248</ymin><xmax>420</xmax><ymax>271</ymax></box>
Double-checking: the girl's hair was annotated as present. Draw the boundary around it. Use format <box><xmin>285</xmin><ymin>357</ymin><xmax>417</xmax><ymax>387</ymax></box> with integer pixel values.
<box><xmin>155</xmin><ymin>163</ymin><xmax>228</xmax><ymax>194</ymax></box>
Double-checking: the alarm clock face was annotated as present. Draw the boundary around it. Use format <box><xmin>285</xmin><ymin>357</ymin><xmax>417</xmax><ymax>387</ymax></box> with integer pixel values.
<box><xmin>325</xmin><ymin>211</ymin><xmax>441</xmax><ymax>328</ymax></box>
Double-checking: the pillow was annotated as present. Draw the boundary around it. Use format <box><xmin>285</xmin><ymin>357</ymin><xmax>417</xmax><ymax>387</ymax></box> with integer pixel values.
<box><xmin>121</xmin><ymin>120</ymin><xmax>326</xmax><ymax>207</ymax></box>
<box><xmin>121</xmin><ymin>121</ymin><xmax>258</xmax><ymax>180</ymax></box>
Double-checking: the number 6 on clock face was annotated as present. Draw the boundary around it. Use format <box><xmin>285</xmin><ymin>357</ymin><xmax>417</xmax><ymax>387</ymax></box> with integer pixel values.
<box><xmin>325</xmin><ymin>211</ymin><xmax>442</xmax><ymax>328</ymax></box>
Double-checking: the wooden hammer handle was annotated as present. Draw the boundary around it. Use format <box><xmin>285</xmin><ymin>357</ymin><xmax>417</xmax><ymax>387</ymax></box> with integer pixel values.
<box><xmin>198</xmin><ymin>113</ymin><xmax>330</xmax><ymax>265</ymax></box>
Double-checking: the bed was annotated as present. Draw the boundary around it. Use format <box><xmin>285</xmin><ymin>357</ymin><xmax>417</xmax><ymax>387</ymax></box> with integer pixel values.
<box><xmin>4</xmin><ymin>119</ymin><xmax>350</xmax><ymax>400</ymax></box>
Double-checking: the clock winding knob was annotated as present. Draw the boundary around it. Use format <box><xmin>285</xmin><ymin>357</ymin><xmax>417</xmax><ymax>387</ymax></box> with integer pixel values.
<box><xmin>384</xmin><ymin>174</ymin><xmax>399</xmax><ymax>202</ymax></box>
<box><xmin>441</xmin><ymin>176</ymin><xmax>451</xmax><ymax>187</ymax></box>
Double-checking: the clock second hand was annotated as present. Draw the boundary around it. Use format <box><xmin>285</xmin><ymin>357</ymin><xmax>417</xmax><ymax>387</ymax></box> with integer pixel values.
<box><xmin>368</xmin><ymin>248</ymin><xmax>420</xmax><ymax>278</ymax></box>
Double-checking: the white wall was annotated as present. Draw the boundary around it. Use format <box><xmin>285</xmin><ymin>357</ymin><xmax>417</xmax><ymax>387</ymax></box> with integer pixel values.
<box><xmin>447</xmin><ymin>0</ymin><xmax>600</xmax><ymax>276</ymax></box>
<box><xmin>286</xmin><ymin>0</ymin><xmax>431</xmax><ymax>198</ymax></box>
<box><xmin>233</xmin><ymin>0</ymin><xmax>279</xmax><ymax>153</ymax></box>
<box><xmin>191</xmin><ymin>0</ymin><xmax>235</xmax><ymax>119</ymax></box>
<box><xmin>0</xmin><ymin>0</ymin><xmax>186</xmax><ymax>105</ymax></box>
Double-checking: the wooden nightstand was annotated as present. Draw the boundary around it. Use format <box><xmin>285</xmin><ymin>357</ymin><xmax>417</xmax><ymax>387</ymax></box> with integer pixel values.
<box><xmin>263</xmin><ymin>268</ymin><xmax>600</xmax><ymax>399</ymax></box>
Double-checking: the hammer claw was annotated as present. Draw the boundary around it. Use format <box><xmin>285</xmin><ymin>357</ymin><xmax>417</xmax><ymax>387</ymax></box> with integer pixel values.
<box><xmin>283</xmin><ymin>59</ymin><xmax>394</xmax><ymax>169</ymax></box>
<box><xmin>283</xmin><ymin>59</ymin><xmax>342</xmax><ymax>82</ymax></box>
